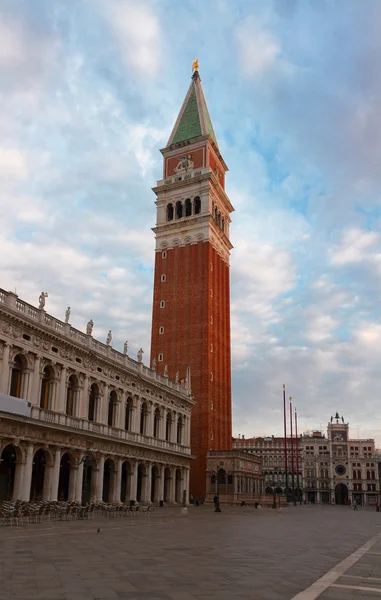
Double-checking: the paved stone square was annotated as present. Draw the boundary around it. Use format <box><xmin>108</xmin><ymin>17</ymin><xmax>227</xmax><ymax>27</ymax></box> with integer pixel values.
<box><xmin>0</xmin><ymin>504</ymin><xmax>381</xmax><ymax>600</ymax></box>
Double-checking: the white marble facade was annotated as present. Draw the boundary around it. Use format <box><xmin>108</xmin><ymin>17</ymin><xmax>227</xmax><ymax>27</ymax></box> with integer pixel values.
<box><xmin>0</xmin><ymin>289</ymin><xmax>193</xmax><ymax>504</ymax></box>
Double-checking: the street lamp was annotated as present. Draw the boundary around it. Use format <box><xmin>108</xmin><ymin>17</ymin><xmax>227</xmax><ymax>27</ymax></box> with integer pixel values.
<box><xmin>71</xmin><ymin>441</ymin><xmax>101</xmax><ymax>505</ymax></box>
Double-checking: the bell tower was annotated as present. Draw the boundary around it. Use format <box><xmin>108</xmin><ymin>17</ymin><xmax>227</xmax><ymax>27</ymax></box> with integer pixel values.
<box><xmin>150</xmin><ymin>64</ymin><xmax>234</xmax><ymax>498</ymax></box>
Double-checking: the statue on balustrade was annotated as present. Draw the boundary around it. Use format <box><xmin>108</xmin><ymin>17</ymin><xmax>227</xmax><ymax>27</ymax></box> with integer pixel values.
<box><xmin>38</xmin><ymin>292</ymin><xmax>48</xmax><ymax>310</ymax></box>
<box><xmin>106</xmin><ymin>330</ymin><xmax>112</xmax><ymax>346</ymax></box>
<box><xmin>137</xmin><ymin>348</ymin><xmax>143</xmax><ymax>363</ymax></box>
<box><xmin>123</xmin><ymin>340</ymin><xmax>129</xmax><ymax>355</ymax></box>
<box><xmin>65</xmin><ymin>306</ymin><xmax>70</xmax><ymax>323</ymax></box>
<box><xmin>86</xmin><ymin>319</ymin><xmax>94</xmax><ymax>335</ymax></box>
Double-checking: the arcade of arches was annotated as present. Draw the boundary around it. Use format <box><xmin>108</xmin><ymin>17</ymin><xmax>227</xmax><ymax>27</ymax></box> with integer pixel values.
<box><xmin>0</xmin><ymin>437</ymin><xmax>189</xmax><ymax>505</ymax></box>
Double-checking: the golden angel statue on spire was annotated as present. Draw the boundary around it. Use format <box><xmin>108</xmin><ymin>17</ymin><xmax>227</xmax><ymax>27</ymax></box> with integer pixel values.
<box><xmin>192</xmin><ymin>58</ymin><xmax>199</xmax><ymax>72</ymax></box>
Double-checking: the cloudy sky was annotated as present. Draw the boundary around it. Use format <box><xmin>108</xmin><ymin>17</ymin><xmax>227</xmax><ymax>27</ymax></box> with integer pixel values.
<box><xmin>1</xmin><ymin>0</ymin><xmax>381</xmax><ymax>444</ymax></box>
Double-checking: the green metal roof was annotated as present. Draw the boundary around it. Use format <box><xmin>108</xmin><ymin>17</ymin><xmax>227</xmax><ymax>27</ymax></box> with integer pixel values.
<box><xmin>171</xmin><ymin>87</ymin><xmax>202</xmax><ymax>144</ymax></box>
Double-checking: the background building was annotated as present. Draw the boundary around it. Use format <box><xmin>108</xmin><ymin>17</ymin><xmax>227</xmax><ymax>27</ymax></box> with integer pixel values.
<box><xmin>150</xmin><ymin>67</ymin><xmax>234</xmax><ymax>498</ymax></box>
<box><xmin>234</xmin><ymin>412</ymin><xmax>379</xmax><ymax>505</ymax></box>
<box><xmin>0</xmin><ymin>289</ymin><xmax>193</xmax><ymax>504</ymax></box>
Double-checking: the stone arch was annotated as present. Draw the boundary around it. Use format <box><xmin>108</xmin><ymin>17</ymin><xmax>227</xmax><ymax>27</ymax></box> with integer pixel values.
<box><xmin>165</xmin><ymin>411</ymin><xmax>173</xmax><ymax>442</ymax></box>
<box><xmin>184</xmin><ymin>235</ymin><xmax>193</xmax><ymax>244</ymax></box>
<box><xmin>335</xmin><ymin>483</ymin><xmax>348</xmax><ymax>505</ymax></box>
<box><xmin>121</xmin><ymin>460</ymin><xmax>133</xmax><ymax>502</ymax></box>
<box><xmin>108</xmin><ymin>390</ymin><xmax>118</xmax><ymax>427</ymax></box>
<box><xmin>40</xmin><ymin>365</ymin><xmax>55</xmax><ymax>410</ymax></box>
<box><xmin>196</xmin><ymin>232</ymin><xmax>204</xmax><ymax>242</ymax></box>
<box><xmin>175</xmin><ymin>468</ymin><xmax>182</xmax><ymax>503</ymax></box>
<box><xmin>88</xmin><ymin>382</ymin><xmax>99</xmax><ymax>422</ymax></box>
<box><xmin>66</xmin><ymin>374</ymin><xmax>79</xmax><ymax>416</ymax></box>
<box><xmin>265</xmin><ymin>486</ymin><xmax>273</xmax><ymax>495</ymax></box>
<box><xmin>30</xmin><ymin>448</ymin><xmax>53</xmax><ymax>501</ymax></box>
<box><xmin>153</xmin><ymin>407</ymin><xmax>161</xmax><ymax>438</ymax></box>
<box><xmin>185</xmin><ymin>198</ymin><xmax>192</xmax><ymax>217</ymax></box>
<box><xmin>164</xmin><ymin>466</ymin><xmax>171</xmax><ymax>503</ymax></box>
<box><xmin>125</xmin><ymin>396</ymin><xmax>133</xmax><ymax>431</ymax></box>
<box><xmin>172</xmin><ymin>238</ymin><xmax>181</xmax><ymax>247</ymax></box>
<box><xmin>275</xmin><ymin>486</ymin><xmax>283</xmax><ymax>495</ymax></box>
<box><xmin>137</xmin><ymin>463</ymin><xmax>147</xmax><ymax>503</ymax></box>
<box><xmin>194</xmin><ymin>196</ymin><xmax>201</xmax><ymax>214</ymax></box>
<box><xmin>151</xmin><ymin>464</ymin><xmax>160</xmax><ymax>503</ymax></box>
<box><xmin>0</xmin><ymin>444</ymin><xmax>19</xmax><ymax>501</ymax></box>
<box><xmin>166</xmin><ymin>203</ymin><xmax>174</xmax><ymax>221</ymax></box>
<box><xmin>58</xmin><ymin>452</ymin><xmax>71</xmax><ymax>501</ymax></box>
<box><xmin>103</xmin><ymin>457</ymin><xmax>117</xmax><ymax>503</ymax></box>
<box><xmin>9</xmin><ymin>353</ymin><xmax>28</xmax><ymax>398</ymax></box>
<box><xmin>175</xmin><ymin>200</ymin><xmax>183</xmax><ymax>219</ymax></box>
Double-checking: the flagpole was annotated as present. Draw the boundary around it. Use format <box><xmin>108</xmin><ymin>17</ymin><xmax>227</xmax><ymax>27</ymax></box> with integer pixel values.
<box><xmin>289</xmin><ymin>396</ymin><xmax>295</xmax><ymax>503</ymax></box>
<box><xmin>283</xmin><ymin>385</ymin><xmax>288</xmax><ymax>495</ymax></box>
<box><xmin>295</xmin><ymin>406</ymin><xmax>301</xmax><ymax>504</ymax></box>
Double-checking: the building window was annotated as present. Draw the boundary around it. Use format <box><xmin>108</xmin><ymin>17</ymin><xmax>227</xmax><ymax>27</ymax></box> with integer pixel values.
<box><xmin>166</xmin><ymin>204</ymin><xmax>173</xmax><ymax>222</ymax></box>
<box><xmin>210</xmin><ymin>431</ymin><xmax>214</xmax><ymax>441</ymax></box>
<box><xmin>158</xmin><ymin>353</ymin><xmax>163</xmax><ymax>362</ymax></box>
<box><xmin>162</xmin><ymin>250</ymin><xmax>167</xmax><ymax>259</ymax></box>
<box><xmin>210</xmin><ymin>344</ymin><xmax>213</xmax><ymax>353</ymax></box>
<box><xmin>153</xmin><ymin>407</ymin><xmax>160</xmax><ymax>438</ymax></box>
<box><xmin>10</xmin><ymin>355</ymin><xmax>24</xmax><ymax>398</ymax></box>
<box><xmin>210</xmin><ymin>401</ymin><xmax>214</xmax><ymax>410</ymax></box>
<box><xmin>160</xmin><ymin>300</ymin><xmax>165</xmax><ymax>308</ymax></box>
<box><xmin>210</xmin><ymin>372</ymin><xmax>213</xmax><ymax>381</ymax></box>
<box><xmin>108</xmin><ymin>390</ymin><xmax>117</xmax><ymax>427</ymax></box>
<box><xmin>177</xmin><ymin>415</ymin><xmax>183</xmax><ymax>444</ymax></box>
<box><xmin>210</xmin><ymin>289</ymin><xmax>213</xmax><ymax>297</ymax></box>
<box><xmin>66</xmin><ymin>375</ymin><xmax>79</xmax><ymax>417</ymax></box>
<box><xmin>185</xmin><ymin>198</ymin><xmax>192</xmax><ymax>217</ymax></box>
<box><xmin>125</xmin><ymin>396</ymin><xmax>133</xmax><ymax>431</ymax></box>
<box><xmin>166</xmin><ymin>412</ymin><xmax>172</xmax><ymax>441</ymax></box>
<box><xmin>176</xmin><ymin>200</ymin><xmax>183</xmax><ymax>219</ymax></box>
<box><xmin>210</xmin><ymin>262</ymin><xmax>213</xmax><ymax>271</ymax></box>
<box><xmin>210</xmin><ymin>316</ymin><xmax>213</xmax><ymax>324</ymax></box>
<box><xmin>161</xmin><ymin>274</ymin><xmax>166</xmax><ymax>282</ymax></box>
<box><xmin>88</xmin><ymin>383</ymin><xmax>99</xmax><ymax>422</ymax></box>
<box><xmin>194</xmin><ymin>196</ymin><xmax>201</xmax><ymax>215</ymax></box>
<box><xmin>140</xmin><ymin>402</ymin><xmax>148</xmax><ymax>435</ymax></box>
<box><xmin>40</xmin><ymin>365</ymin><xmax>55</xmax><ymax>410</ymax></box>
<box><xmin>159</xmin><ymin>326</ymin><xmax>164</xmax><ymax>335</ymax></box>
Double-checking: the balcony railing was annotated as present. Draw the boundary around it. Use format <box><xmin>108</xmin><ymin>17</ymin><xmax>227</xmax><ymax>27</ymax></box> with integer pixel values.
<box><xmin>30</xmin><ymin>406</ymin><xmax>190</xmax><ymax>455</ymax></box>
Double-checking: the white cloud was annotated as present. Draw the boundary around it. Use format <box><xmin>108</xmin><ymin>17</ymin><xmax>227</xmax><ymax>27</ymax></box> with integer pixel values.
<box><xmin>235</xmin><ymin>18</ymin><xmax>280</xmax><ymax>77</ymax></box>
<box><xmin>0</xmin><ymin>19</ymin><xmax>25</xmax><ymax>66</ymax></box>
<box><xmin>304</xmin><ymin>314</ymin><xmax>338</xmax><ymax>343</ymax></box>
<box><xmin>104</xmin><ymin>0</ymin><xmax>163</xmax><ymax>77</ymax></box>
<box><xmin>0</xmin><ymin>147</ymin><xmax>29</xmax><ymax>180</ymax></box>
<box><xmin>331</xmin><ymin>228</ymin><xmax>379</xmax><ymax>266</ymax></box>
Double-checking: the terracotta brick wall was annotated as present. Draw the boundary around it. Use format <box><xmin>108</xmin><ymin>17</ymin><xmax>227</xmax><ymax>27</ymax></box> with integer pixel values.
<box><xmin>150</xmin><ymin>241</ymin><xmax>232</xmax><ymax>498</ymax></box>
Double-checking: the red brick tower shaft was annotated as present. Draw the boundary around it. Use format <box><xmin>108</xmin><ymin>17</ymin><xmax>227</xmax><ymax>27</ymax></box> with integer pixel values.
<box><xmin>150</xmin><ymin>68</ymin><xmax>234</xmax><ymax>498</ymax></box>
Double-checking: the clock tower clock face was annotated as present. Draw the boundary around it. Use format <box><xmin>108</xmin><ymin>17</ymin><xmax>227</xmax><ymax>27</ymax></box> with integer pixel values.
<box><xmin>331</xmin><ymin>430</ymin><xmax>347</xmax><ymax>442</ymax></box>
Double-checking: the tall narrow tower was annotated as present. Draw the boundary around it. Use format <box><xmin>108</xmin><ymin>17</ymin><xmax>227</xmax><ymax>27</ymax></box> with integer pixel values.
<box><xmin>150</xmin><ymin>66</ymin><xmax>234</xmax><ymax>498</ymax></box>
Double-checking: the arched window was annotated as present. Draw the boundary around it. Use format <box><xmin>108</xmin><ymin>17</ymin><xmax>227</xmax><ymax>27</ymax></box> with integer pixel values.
<box><xmin>125</xmin><ymin>396</ymin><xmax>133</xmax><ymax>431</ymax></box>
<box><xmin>221</xmin><ymin>217</ymin><xmax>225</xmax><ymax>232</ymax></box>
<box><xmin>153</xmin><ymin>407</ymin><xmax>160</xmax><ymax>438</ymax></box>
<box><xmin>367</xmin><ymin>470</ymin><xmax>370</xmax><ymax>480</ymax></box>
<box><xmin>167</xmin><ymin>203</ymin><xmax>173</xmax><ymax>221</ymax></box>
<box><xmin>10</xmin><ymin>355</ymin><xmax>24</xmax><ymax>398</ymax></box>
<box><xmin>40</xmin><ymin>366</ymin><xmax>54</xmax><ymax>410</ymax></box>
<box><xmin>140</xmin><ymin>402</ymin><xmax>148</xmax><ymax>435</ymax></box>
<box><xmin>185</xmin><ymin>198</ymin><xmax>192</xmax><ymax>217</ymax></box>
<box><xmin>194</xmin><ymin>196</ymin><xmax>201</xmax><ymax>215</ymax></box>
<box><xmin>177</xmin><ymin>415</ymin><xmax>183</xmax><ymax>444</ymax></box>
<box><xmin>88</xmin><ymin>383</ymin><xmax>98</xmax><ymax>422</ymax></box>
<box><xmin>214</xmin><ymin>206</ymin><xmax>218</xmax><ymax>221</ymax></box>
<box><xmin>108</xmin><ymin>390</ymin><xmax>117</xmax><ymax>427</ymax></box>
<box><xmin>66</xmin><ymin>375</ymin><xmax>78</xmax><ymax>416</ymax></box>
<box><xmin>217</xmin><ymin>212</ymin><xmax>221</xmax><ymax>226</ymax></box>
<box><xmin>166</xmin><ymin>412</ymin><xmax>172</xmax><ymax>441</ymax></box>
<box><xmin>176</xmin><ymin>201</ymin><xmax>183</xmax><ymax>219</ymax></box>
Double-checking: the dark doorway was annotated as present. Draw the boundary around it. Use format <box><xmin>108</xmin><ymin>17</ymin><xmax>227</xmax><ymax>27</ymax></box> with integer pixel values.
<box><xmin>0</xmin><ymin>445</ymin><xmax>17</xmax><ymax>501</ymax></box>
<box><xmin>30</xmin><ymin>449</ymin><xmax>47</xmax><ymax>501</ymax></box>
<box><xmin>58</xmin><ymin>453</ymin><xmax>71</xmax><ymax>500</ymax></box>
<box><xmin>137</xmin><ymin>464</ymin><xmax>145</xmax><ymax>503</ymax></box>
<box><xmin>335</xmin><ymin>483</ymin><xmax>348</xmax><ymax>505</ymax></box>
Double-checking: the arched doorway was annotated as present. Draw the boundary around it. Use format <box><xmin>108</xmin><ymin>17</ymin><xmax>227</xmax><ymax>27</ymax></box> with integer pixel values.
<box><xmin>103</xmin><ymin>458</ymin><xmax>116</xmax><ymax>503</ymax></box>
<box><xmin>30</xmin><ymin>449</ymin><xmax>47</xmax><ymax>501</ymax></box>
<box><xmin>58</xmin><ymin>453</ymin><xmax>71</xmax><ymax>501</ymax></box>
<box><xmin>151</xmin><ymin>466</ymin><xmax>159</xmax><ymax>503</ymax></box>
<box><xmin>164</xmin><ymin>467</ymin><xmax>171</xmax><ymax>503</ymax></box>
<box><xmin>40</xmin><ymin>366</ymin><xmax>55</xmax><ymax>410</ymax></box>
<box><xmin>175</xmin><ymin>469</ymin><xmax>182</xmax><ymax>503</ymax></box>
<box><xmin>265</xmin><ymin>486</ymin><xmax>273</xmax><ymax>495</ymax></box>
<box><xmin>275</xmin><ymin>487</ymin><xmax>283</xmax><ymax>495</ymax></box>
<box><xmin>121</xmin><ymin>461</ymin><xmax>131</xmax><ymax>502</ymax></box>
<box><xmin>137</xmin><ymin>464</ymin><xmax>146</xmax><ymax>503</ymax></box>
<box><xmin>335</xmin><ymin>483</ymin><xmax>348</xmax><ymax>505</ymax></box>
<box><xmin>0</xmin><ymin>445</ymin><xmax>17</xmax><ymax>500</ymax></box>
<box><xmin>217</xmin><ymin>468</ymin><xmax>226</xmax><ymax>494</ymax></box>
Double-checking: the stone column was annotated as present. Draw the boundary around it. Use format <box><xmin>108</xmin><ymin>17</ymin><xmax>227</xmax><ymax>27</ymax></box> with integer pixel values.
<box><xmin>50</xmin><ymin>448</ymin><xmax>62</xmax><ymax>501</ymax></box>
<box><xmin>170</xmin><ymin>469</ymin><xmax>176</xmax><ymax>503</ymax></box>
<box><xmin>146</xmin><ymin>463</ymin><xmax>152</xmax><ymax>503</ymax></box>
<box><xmin>171</xmin><ymin>413</ymin><xmax>178</xmax><ymax>443</ymax></box>
<box><xmin>130</xmin><ymin>462</ymin><xmax>138</xmax><ymax>502</ymax></box>
<box><xmin>79</xmin><ymin>376</ymin><xmax>89</xmax><ymax>419</ymax></box>
<box><xmin>147</xmin><ymin>408</ymin><xmax>154</xmax><ymax>437</ymax></box>
<box><xmin>119</xmin><ymin>395</ymin><xmax>126</xmax><ymax>430</ymax></box>
<box><xmin>134</xmin><ymin>397</ymin><xmax>141</xmax><ymax>433</ymax></box>
<box><xmin>23</xmin><ymin>369</ymin><xmax>33</xmax><ymax>402</ymax></box>
<box><xmin>114</xmin><ymin>458</ymin><xmax>123</xmax><ymax>503</ymax></box>
<box><xmin>31</xmin><ymin>355</ymin><xmax>41</xmax><ymax>407</ymax></box>
<box><xmin>101</xmin><ymin>386</ymin><xmax>109</xmax><ymax>425</ymax></box>
<box><xmin>183</xmin><ymin>467</ymin><xmax>190</xmax><ymax>504</ymax></box>
<box><xmin>95</xmin><ymin>455</ymin><xmax>105</xmax><ymax>502</ymax></box>
<box><xmin>0</xmin><ymin>343</ymin><xmax>11</xmax><ymax>394</ymax></box>
<box><xmin>75</xmin><ymin>460</ymin><xmax>84</xmax><ymax>502</ymax></box>
<box><xmin>159</xmin><ymin>465</ymin><xmax>165</xmax><ymax>502</ymax></box>
<box><xmin>57</xmin><ymin>367</ymin><xmax>67</xmax><ymax>413</ymax></box>
<box><xmin>68</xmin><ymin>465</ymin><xmax>78</xmax><ymax>502</ymax></box>
<box><xmin>20</xmin><ymin>443</ymin><xmax>34</xmax><ymax>500</ymax></box>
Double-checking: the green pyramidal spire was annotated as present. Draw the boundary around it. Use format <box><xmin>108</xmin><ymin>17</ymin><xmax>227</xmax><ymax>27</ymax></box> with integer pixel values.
<box><xmin>167</xmin><ymin>70</ymin><xmax>218</xmax><ymax>147</ymax></box>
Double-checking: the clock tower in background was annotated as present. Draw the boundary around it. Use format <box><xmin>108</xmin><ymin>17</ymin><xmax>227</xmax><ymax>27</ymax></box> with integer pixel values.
<box><xmin>150</xmin><ymin>65</ymin><xmax>234</xmax><ymax>498</ymax></box>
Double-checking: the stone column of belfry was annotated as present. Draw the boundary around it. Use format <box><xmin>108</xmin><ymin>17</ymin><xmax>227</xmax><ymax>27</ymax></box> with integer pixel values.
<box><xmin>150</xmin><ymin>64</ymin><xmax>234</xmax><ymax>499</ymax></box>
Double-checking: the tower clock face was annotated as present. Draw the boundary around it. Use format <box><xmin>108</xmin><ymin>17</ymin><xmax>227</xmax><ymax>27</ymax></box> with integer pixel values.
<box><xmin>335</xmin><ymin>465</ymin><xmax>346</xmax><ymax>476</ymax></box>
<box><xmin>334</xmin><ymin>434</ymin><xmax>343</xmax><ymax>442</ymax></box>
